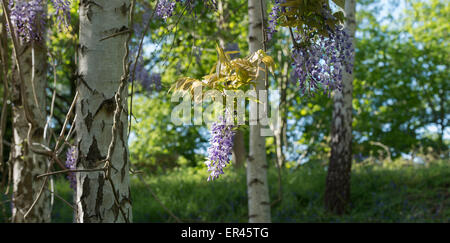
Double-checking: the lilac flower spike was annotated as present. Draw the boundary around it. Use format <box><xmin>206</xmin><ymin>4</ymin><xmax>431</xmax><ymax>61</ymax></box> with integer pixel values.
<box><xmin>65</xmin><ymin>146</ymin><xmax>77</xmax><ymax>190</ymax></box>
<box><xmin>291</xmin><ymin>24</ymin><xmax>354</xmax><ymax>95</ymax></box>
<box><xmin>51</xmin><ymin>0</ymin><xmax>71</xmax><ymax>29</ymax></box>
<box><xmin>267</xmin><ymin>0</ymin><xmax>285</xmax><ymax>41</ymax></box>
<box><xmin>205</xmin><ymin>116</ymin><xmax>235</xmax><ymax>181</ymax></box>
<box><xmin>155</xmin><ymin>0</ymin><xmax>177</xmax><ymax>20</ymax></box>
<box><xmin>8</xmin><ymin>0</ymin><xmax>72</xmax><ymax>42</ymax></box>
<box><xmin>9</xmin><ymin>0</ymin><xmax>46</xmax><ymax>42</ymax></box>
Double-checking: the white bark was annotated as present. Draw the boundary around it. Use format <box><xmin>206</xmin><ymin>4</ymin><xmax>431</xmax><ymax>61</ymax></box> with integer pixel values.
<box><xmin>11</xmin><ymin>39</ymin><xmax>51</xmax><ymax>222</ymax></box>
<box><xmin>247</xmin><ymin>0</ymin><xmax>271</xmax><ymax>223</ymax></box>
<box><xmin>75</xmin><ymin>0</ymin><xmax>132</xmax><ymax>223</ymax></box>
<box><xmin>324</xmin><ymin>0</ymin><xmax>356</xmax><ymax>214</ymax></box>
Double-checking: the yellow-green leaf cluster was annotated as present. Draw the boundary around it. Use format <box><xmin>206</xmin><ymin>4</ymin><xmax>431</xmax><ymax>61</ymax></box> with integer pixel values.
<box><xmin>278</xmin><ymin>0</ymin><xmax>345</xmax><ymax>37</ymax></box>
<box><xmin>169</xmin><ymin>44</ymin><xmax>275</xmax><ymax>96</ymax></box>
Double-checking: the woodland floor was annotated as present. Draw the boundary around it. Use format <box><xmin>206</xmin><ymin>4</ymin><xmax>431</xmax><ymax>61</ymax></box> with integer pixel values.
<box><xmin>2</xmin><ymin>159</ymin><xmax>449</xmax><ymax>223</ymax></box>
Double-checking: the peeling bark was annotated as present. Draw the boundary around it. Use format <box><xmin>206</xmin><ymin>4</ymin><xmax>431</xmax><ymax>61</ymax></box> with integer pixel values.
<box><xmin>75</xmin><ymin>0</ymin><xmax>132</xmax><ymax>223</ymax></box>
<box><xmin>324</xmin><ymin>0</ymin><xmax>356</xmax><ymax>215</ymax></box>
<box><xmin>247</xmin><ymin>0</ymin><xmax>271</xmax><ymax>223</ymax></box>
<box><xmin>11</xmin><ymin>39</ymin><xmax>50</xmax><ymax>222</ymax></box>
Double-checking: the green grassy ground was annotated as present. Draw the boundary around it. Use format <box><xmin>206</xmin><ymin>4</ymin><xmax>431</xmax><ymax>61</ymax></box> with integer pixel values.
<box><xmin>4</xmin><ymin>159</ymin><xmax>450</xmax><ymax>222</ymax></box>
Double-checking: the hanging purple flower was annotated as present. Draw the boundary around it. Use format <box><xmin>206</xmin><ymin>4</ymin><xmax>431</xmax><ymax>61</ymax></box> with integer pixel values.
<box><xmin>155</xmin><ymin>0</ymin><xmax>217</xmax><ymax>20</ymax></box>
<box><xmin>291</xmin><ymin>24</ymin><xmax>354</xmax><ymax>96</ymax></box>
<box><xmin>155</xmin><ymin>0</ymin><xmax>177</xmax><ymax>20</ymax></box>
<box><xmin>205</xmin><ymin>116</ymin><xmax>235</xmax><ymax>181</ymax></box>
<box><xmin>8</xmin><ymin>0</ymin><xmax>72</xmax><ymax>42</ymax></box>
<box><xmin>131</xmin><ymin>56</ymin><xmax>162</xmax><ymax>92</ymax></box>
<box><xmin>8</xmin><ymin>0</ymin><xmax>46</xmax><ymax>42</ymax></box>
<box><xmin>65</xmin><ymin>146</ymin><xmax>77</xmax><ymax>190</ymax></box>
<box><xmin>267</xmin><ymin>0</ymin><xmax>285</xmax><ymax>41</ymax></box>
<box><xmin>50</xmin><ymin>0</ymin><xmax>71</xmax><ymax>29</ymax></box>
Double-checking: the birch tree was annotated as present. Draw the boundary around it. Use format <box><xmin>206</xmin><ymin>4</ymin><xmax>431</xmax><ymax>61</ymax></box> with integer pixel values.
<box><xmin>324</xmin><ymin>0</ymin><xmax>356</xmax><ymax>214</ymax></box>
<box><xmin>8</xmin><ymin>1</ymin><xmax>51</xmax><ymax>223</ymax></box>
<box><xmin>75</xmin><ymin>0</ymin><xmax>132</xmax><ymax>223</ymax></box>
<box><xmin>247</xmin><ymin>0</ymin><xmax>271</xmax><ymax>223</ymax></box>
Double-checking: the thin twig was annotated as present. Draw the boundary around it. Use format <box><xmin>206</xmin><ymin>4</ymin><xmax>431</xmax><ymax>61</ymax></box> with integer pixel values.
<box><xmin>36</xmin><ymin>168</ymin><xmax>106</xmax><ymax>179</ymax></box>
<box><xmin>46</xmin><ymin>188</ymin><xmax>77</xmax><ymax>212</ymax></box>
<box><xmin>134</xmin><ymin>170</ymin><xmax>182</xmax><ymax>223</ymax></box>
<box><xmin>128</xmin><ymin>0</ymin><xmax>160</xmax><ymax>136</ymax></box>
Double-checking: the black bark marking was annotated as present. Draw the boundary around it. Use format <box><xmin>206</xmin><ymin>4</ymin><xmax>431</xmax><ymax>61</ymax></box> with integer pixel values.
<box><xmin>95</xmin><ymin>173</ymin><xmax>105</xmax><ymax>222</ymax></box>
<box><xmin>77</xmin><ymin>73</ymin><xmax>94</xmax><ymax>92</ymax></box>
<box><xmin>80</xmin><ymin>176</ymin><xmax>91</xmax><ymax>221</ymax></box>
<box><xmin>80</xmin><ymin>45</ymin><xmax>88</xmax><ymax>56</ymax></box>
<box><xmin>249</xmin><ymin>178</ymin><xmax>263</xmax><ymax>186</ymax></box>
<box><xmin>85</xmin><ymin>112</ymin><xmax>93</xmax><ymax>133</ymax></box>
<box><xmin>111</xmin><ymin>201</ymin><xmax>120</xmax><ymax>222</ymax></box>
<box><xmin>94</xmin><ymin>97</ymin><xmax>115</xmax><ymax>117</ymax></box>
<box><xmin>118</xmin><ymin>3</ymin><xmax>129</xmax><ymax>16</ymax></box>
<box><xmin>85</xmin><ymin>137</ymin><xmax>104</xmax><ymax>168</ymax></box>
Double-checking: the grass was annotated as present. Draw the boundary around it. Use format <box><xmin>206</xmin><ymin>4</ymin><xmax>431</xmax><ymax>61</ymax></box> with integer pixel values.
<box><xmin>3</xmin><ymin>159</ymin><xmax>450</xmax><ymax>222</ymax></box>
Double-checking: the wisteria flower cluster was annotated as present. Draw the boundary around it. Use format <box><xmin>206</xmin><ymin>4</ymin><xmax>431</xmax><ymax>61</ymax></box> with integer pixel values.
<box><xmin>50</xmin><ymin>0</ymin><xmax>71</xmax><ymax>29</ymax></box>
<box><xmin>155</xmin><ymin>0</ymin><xmax>217</xmax><ymax>20</ymax></box>
<box><xmin>205</xmin><ymin>116</ymin><xmax>235</xmax><ymax>181</ymax></box>
<box><xmin>155</xmin><ymin>0</ymin><xmax>178</xmax><ymax>20</ymax></box>
<box><xmin>292</xmin><ymin>25</ymin><xmax>354</xmax><ymax>95</ymax></box>
<box><xmin>267</xmin><ymin>0</ymin><xmax>285</xmax><ymax>41</ymax></box>
<box><xmin>268</xmin><ymin>1</ymin><xmax>354</xmax><ymax>95</ymax></box>
<box><xmin>129</xmin><ymin>47</ymin><xmax>162</xmax><ymax>92</ymax></box>
<box><xmin>8</xmin><ymin>0</ymin><xmax>46</xmax><ymax>42</ymax></box>
<box><xmin>133</xmin><ymin>58</ymin><xmax>162</xmax><ymax>91</ymax></box>
<box><xmin>65</xmin><ymin>146</ymin><xmax>77</xmax><ymax>190</ymax></box>
<box><xmin>8</xmin><ymin>0</ymin><xmax>72</xmax><ymax>42</ymax></box>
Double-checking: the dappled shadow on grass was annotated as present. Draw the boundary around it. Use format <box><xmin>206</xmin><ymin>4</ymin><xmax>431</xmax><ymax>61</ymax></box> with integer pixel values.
<box><xmin>38</xmin><ymin>160</ymin><xmax>450</xmax><ymax>223</ymax></box>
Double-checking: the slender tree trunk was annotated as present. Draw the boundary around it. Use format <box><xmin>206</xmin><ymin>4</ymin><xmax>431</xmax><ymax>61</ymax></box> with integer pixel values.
<box><xmin>232</xmin><ymin>130</ymin><xmax>246</xmax><ymax>168</ymax></box>
<box><xmin>247</xmin><ymin>0</ymin><xmax>270</xmax><ymax>223</ymax></box>
<box><xmin>75</xmin><ymin>0</ymin><xmax>132</xmax><ymax>223</ymax></box>
<box><xmin>11</xmin><ymin>32</ymin><xmax>50</xmax><ymax>222</ymax></box>
<box><xmin>324</xmin><ymin>0</ymin><xmax>356</xmax><ymax>215</ymax></box>
<box><xmin>274</xmin><ymin>49</ymin><xmax>288</xmax><ymax>168</ymax></box>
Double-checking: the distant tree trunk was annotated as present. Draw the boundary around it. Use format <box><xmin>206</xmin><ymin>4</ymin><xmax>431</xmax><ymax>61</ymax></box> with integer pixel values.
<box><xmin>11</xmin><ymin>17</ymin><xmax>51</xmax><ymax>222</ymax></box>
<box><xmin>232</xmin><ymin>130</ymin><xmax>246</xmax><ymax>168</ymax></box>
<box><xmin>274</xmin><ymin>49</ymin><xmax>289</xmax><ymax>168</ymax></box>
<box><xmin>75</xmin><ymin>0</ymin><xmax>132</xmax><ymax>223</ymax></box>
<box><xmin>216</xmin><ymin>0</ymin><xmax>247</xmax><ymax>169</ymax></box>
<box><xmin>324</xmin><ymin>0</ymin><xmax>356</xmax><ymax>215</ymax></box>
<box><xmin>247</xmin><ymin>0</ymin><xmax>270</xmax><ymax>223</ymax></box>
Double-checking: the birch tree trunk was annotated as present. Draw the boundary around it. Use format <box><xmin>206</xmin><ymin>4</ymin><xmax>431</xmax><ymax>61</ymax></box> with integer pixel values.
<box><xmin>324</xmin><ymin>0</ymin><xmax>356</xmax><ymax>215</ymax></box>
<box><xmin>11</xmin><ymin>33</ymin><xmax>50</xmax><ymax>222</ymax></box>
<box><xmin>274</xmin><ymin>48</ymin><xmax>289</xmax><ymax>168</ymax></box>
<box><xmin>75</xmin><ymin>0</ymin><xmax>132</xmax><ymax>223</ymax></box>
<box><xmin>247</xmin><ymin>0</ymin><xmax>270</xmax><ymax>223</ymax></box>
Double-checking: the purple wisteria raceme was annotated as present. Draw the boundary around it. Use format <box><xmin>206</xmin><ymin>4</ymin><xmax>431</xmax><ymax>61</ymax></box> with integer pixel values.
<box><xmin>65</xmin><ymin>146</ymin><xmax>77</xmax><ymax>190</ymax></box>
<box><xmin>291</xmin><ymin>24</ymin><xmax>354</xmax><ymax>96</ymax></box>
<box><xmin>8</xmin><ymin>0</ymin><xmax>72</xmax><ymax>42</ymax></box>
<box><xmin>130</xmin><ymin>53</ymin><xmax>162</xmax><ymax>92</ymax></box>
<box><xmin>155</xmin><ymin>0</ymin><xmax>217</xmax><ymax>20</ymax></box>
<box><xmin>155</xmin><ymin>0</ymin><xmax>177</xmax><ymax>20</ymax></box>
<box><xmin>205</xmin><ymin>116</ymin><xmax>235</xmax><ymax>181</ymax></box>
<box><xmin>50</xmin><ymin>0</ymin><xmax>71</xmax><ymax>29</ymax></box>
<box><xmin>8</xmin><ymin>0</ymin><xmax>46</xmax><ymax>42</ymax></box>
<box><xmin>267</xmin><ymin>0</ymin><xmax>285</xmax><ymax>41</ymax></box>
